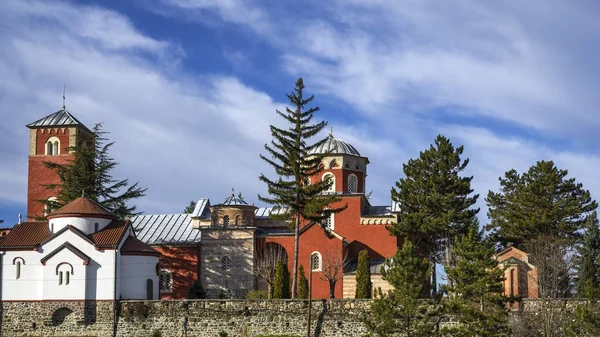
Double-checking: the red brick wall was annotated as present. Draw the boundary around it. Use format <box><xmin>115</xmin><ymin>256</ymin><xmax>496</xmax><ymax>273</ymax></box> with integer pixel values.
<box><xmin>27</xmin><ymin>155</ymin><xmax>72</xmax><ymax>219</ymax></box>
<box><xmin>152</xmin><ymin>246</ymin><xmax>200</xmax><ymax>299</ymax></box>
<box><xmin>311</xmin><ymin>168</ymin><xmax>365</xmax><ymax>194</ymax></box>
<box><xmin>35</xmin><ymin>128</ymin><xmax>71</xmax><ymax>155</ymax></box>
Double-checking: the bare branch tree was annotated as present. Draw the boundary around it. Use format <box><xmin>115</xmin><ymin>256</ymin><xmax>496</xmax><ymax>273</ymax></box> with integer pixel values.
<box><xmin>254</xmin><ymin>243</ymin><xmax>288</xmax><ymax>299</ymax></box>
<box><xmin>319</xmin><ymin>248</ymin><xmax>350</xmax><ymax>299</ymax></box>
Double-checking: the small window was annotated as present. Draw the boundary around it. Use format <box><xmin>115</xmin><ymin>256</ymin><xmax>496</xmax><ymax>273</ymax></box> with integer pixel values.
<box><xmin>159</xmin><ymin>270</ymin><xmax>173</xmax><ymax>293</ymax></box>
<box><xmin>348</xmin><ymin>174</ymin><xmax>357</xmax><ymax>193</ymax></box>
<box><xmin>16</xmin><ymin>261</ymin><xmax>21</xmax><ymax>279</ymax></box>
<box><xmin>45</xmin><ymin>196</ymin><xmax>58</xmax><ymax>217</ymax></box>
<box><xmin>310</xmin><ymin>252</ymin><xmax>321</xmax><ymax>271</ymax></box>
<box><xmin>45</xmin><ymin>137</ymin><xmax>60</xmax><ymax>156</ymax></box>
<box><xmin>322</xmin><ymin>173</ymin><xmax>335</xmax><ymax>193</ymax></box>
<box><xmin>146</xmin><ymin>279</ymin><xmax>154</xmax><ymax>300</ymax></box>
<box><xmin>59</xmin><ymin>271</ymin><xmax>63</xmax><ymax>285</ymax></box>
<box><xmin>355</xmin><ymin>164</ymin><xmax>360</xmax><ymax>170</ymax></box>
<box><xmin>223</xmin><ymin>216</ymin><xmax>230</xmax><ymax>227</ymax></box>
<box><xmin>322</xmin><ymin>212</ymin><xmax>334</xmax><ymax>230</ymax></box>
<box><xmin>222</xmin><ymin>256</ymin><xmax>232</xmax><ymax>272</ymax></box>
<box><xmin>65</xmin><ymin>271</ymin><xmax>70</xmax><ymax>285</ymax></box>
<box><xmin>235</xmin><ymin>215</ymin><xmax>240</xmax><ymax>225</ymax></box>
<box><xmin>94</xmin><ymin>223</ymin><xmax>99</xmax><ymax>232</ymax></box>
<box><xmin>47</xmin><ymin>141</ymin><xmax>54</xmax><ymax>155</ymax></box>
<box><xmin>53</xmin><ymin>141</ymin><xmax>59</xmax><ymax>155</ymax></box>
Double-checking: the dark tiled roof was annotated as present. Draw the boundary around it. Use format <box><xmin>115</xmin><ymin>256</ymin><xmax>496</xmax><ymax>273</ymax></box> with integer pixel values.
<box><xmin>26</xmin><ymin>108</ymin><xmax>90</xmax><ymax>131</ymax></box>
<box><xmin>48</xmin><ymin>197</ymin><xmax>116</xmax><ymax>220</ymax></box>
<box><xmin>0</xmin><ymin>222</ymin><xmax>51</xmax><ymax>249</ymax></box>
<box><xmin>41</xmin><ymin>242</ymin><xmax>90</xmax><ymax>265</ymax></box>
<box><xmin>121</xmin><ymin>236</ymin><xmax>161</xmax><ymax>257</ymax></box>
<box><xmin>88</xmin><ymin>220</ymin><xmax>130</xmax><ymax>248</ymax></box>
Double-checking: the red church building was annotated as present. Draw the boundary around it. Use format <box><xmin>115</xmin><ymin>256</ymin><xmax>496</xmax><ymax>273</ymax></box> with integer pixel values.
<box><xmin>24</xmin><ymin>107</ymin><xmax>402</xmax><ymax>299</ymax></box>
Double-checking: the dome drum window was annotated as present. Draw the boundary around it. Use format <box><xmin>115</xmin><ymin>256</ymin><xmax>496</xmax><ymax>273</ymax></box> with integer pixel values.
<box><xmin>222</xmin><ymin>256</ymin><xmax>232</xmax><ymax>272</ymax></box>
<box><xmin>348</xmin><ymin>174</ymin><xmax>358</xmax><ymax>193</ymax></box>
<box><xmin>322</xmin><ymin>173</ymin><xmax>335</xmax><ymax>193</ymax></box>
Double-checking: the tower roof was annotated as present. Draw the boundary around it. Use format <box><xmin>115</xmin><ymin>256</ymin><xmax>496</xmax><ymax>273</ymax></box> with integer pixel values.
<box><xmin>26</xmin><ymin>108</ymin><xmax>90</xmax><ymax>132</ymax></box>
<box><xmin>216</xmin><ymin>189</ymin><xmax>252</xmax><ymax>206</ymax></box>
<box><xmin>47</xmin><ymin>196</ymin><xmax>117</xmax><ymax>220</ymax></box>
<box><xmin>308</xmin><ymin>134</ymin><xmax>361</xmax><ymax>156</ymax></box>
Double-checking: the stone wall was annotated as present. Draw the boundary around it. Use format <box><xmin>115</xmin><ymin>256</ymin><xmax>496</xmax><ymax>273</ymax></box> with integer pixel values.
<box><xmin>0</xmin><ymin>298</ymin><xmax>592</xmax><ymax>337</ymax></box>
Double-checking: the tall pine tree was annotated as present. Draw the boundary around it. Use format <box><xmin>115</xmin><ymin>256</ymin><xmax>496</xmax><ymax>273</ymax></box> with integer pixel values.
<box><xmin>365</xmin><ymin>240</ymin><xmax>440</xmax><ymax>337</ymax></box>
<box><xmin>389</xmin><ymin>135</ymin><xmax>479</xmax><ymax>297</ymax></box>
<box><xmin>42</xmin><ymin>123</ymin><xmax>146</xmax><ymax>219</ymax></box>
<box><xmin>443</xmin><ymin>222</ymin><xmax>511</xmax><ymax>337</ymax></box>
<box><xmin>259</xmin><ymin>78</ymin><xmax>344</xmax><ymax>298</ymax></box>
<box><xmin>355</xmin><ymin>249</ymin><xmax>372</xmax><ymax>298</ymax></box>
<box><xmin>573</xmin><ymin>211</ymin><xmax>600</xmax><ymax>297</ymax></box>
<box><xmin>486</xmin><ymin>160</ymin><xmax>597</xmax><ymax>248</ymax></box>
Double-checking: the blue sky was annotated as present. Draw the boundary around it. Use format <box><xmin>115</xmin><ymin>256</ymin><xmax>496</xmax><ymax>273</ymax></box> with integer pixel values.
<box><xmin>2</xmin><ymin>0</ymin><xmax>600</xmax><ymax>225</ymax></box>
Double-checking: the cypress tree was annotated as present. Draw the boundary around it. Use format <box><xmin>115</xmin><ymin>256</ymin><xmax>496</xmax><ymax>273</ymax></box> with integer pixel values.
<box><xmin>41</xmin><ymin>123</ymin><xmax>146</xmax><ymax>218</ymax></box>
<box><xmin>443</xmin><ymin>221</ymin><xmax>511</xmax><ymax>337</ymax></box>
<box><xmin>355</xmin><ymin>249</ymin><xmax>372</xmax><ymax>298</ymax></box>
<box><xmin>273</xmin><ymin>261</ymin><xmax>285</xmax><ymax>299</ymax></box>
<box><xmin>259</xmin><ymin>78</ymin><xmax>345</xmax><ymax>298</ymax></box>
<box><xmin>282</xmin><ymin>263</ymin><xmax>290</xmax><ymax>299</ymax></box>
<box><xmin>573</xmin><ymin>211</ymin><xmax>600</xmax><ymax>297</ymax></box>
<box><xmin>298</xmin><ymin>264</ymin><xmax>309</xmax><ymax>299</ymax></box>
<box><xmin>486</xmin><ymin>160</ymin><xmax>597</xmax><ymax>248</ymax></box>
<box><xmin>365</xmin><ymin>240</ymin><xmax>440</xmax><ymax>337</ymax></box>
<box><xmin>389</xmin><ymin>135</ymin><xmax>479</xmax><ymax>296</ymax></box>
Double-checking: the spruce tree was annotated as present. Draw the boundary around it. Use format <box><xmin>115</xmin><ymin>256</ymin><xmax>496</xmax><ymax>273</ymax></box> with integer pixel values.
<box><xmin>573</xmin><ymin>211</ymin><xmax>600</xmax><ymax>297</ymax></box>
<box><xmin>355</xmin><ymin>249</ymin><xmax>372</xmax><ymax>298</ymax></box>
<box><xmin>41</xmin><ymin>123</ymin><xmax>146</xmax><ymax>219</ymax></box>
<box><xmin>298</xmin><ymin>264</ymin><xmax>309</xmax><ymax>299</ymax></box>
<box><xmin>486</xmin><ymin>160</ymin><xmax>597</xmax><ymax>248</ymax></box>
<box><xmin>365</xmin><ymin>240</ymin><xmax>440</xmax><ymax>337</ymax></box>
<box><xmin>443</xmin><ymin>221</ymin><xmax>511</xmax><ymax>337</ymax></box>
<box><xmin>259</xmin><ymin>78</ymin><xmax>345</xmax><ymax>298</ymax></box>
<box><xmin>389</xmin><ymin>135</ymin><xmax>479</xmax><ymax>296</ymax></box>
<box><xmin>183</xmin><ymin>200</ymin><xmax>196</xmax><ymax>214</ymax></box>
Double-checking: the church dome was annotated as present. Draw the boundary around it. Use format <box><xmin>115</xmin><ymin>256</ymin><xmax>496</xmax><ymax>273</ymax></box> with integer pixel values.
<box><xmin>308</xmin><ymin>134</ymin><xmax>361</xmax><ymax>156</ymax></box>
<box><xmin>216</xmin><ymin>189</ymin><xmax>251</xmax><ymax>206</ymax></box>
<box><xmin>47</xmin><ymin>196</ymin><xmax>116</xmax><ymax>220</ymax></box>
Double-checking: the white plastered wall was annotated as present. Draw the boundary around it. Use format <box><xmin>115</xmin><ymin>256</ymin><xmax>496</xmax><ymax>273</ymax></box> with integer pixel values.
<box><xmin>120</xmin><ymin>255</ymin><xmax>159</xmax><ymax>300</ymax></box>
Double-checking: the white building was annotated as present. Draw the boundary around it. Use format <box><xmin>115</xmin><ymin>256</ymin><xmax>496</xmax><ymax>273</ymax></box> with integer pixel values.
<box><xmin>0</xmin><ymin>196</ymin><xmax>160</xmax><ymax>301</ymax></box>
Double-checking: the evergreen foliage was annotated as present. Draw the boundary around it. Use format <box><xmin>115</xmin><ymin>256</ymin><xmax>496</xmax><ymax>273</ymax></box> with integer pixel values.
<box><xmin>355</xmin><ymin>249</ymin><xmax>372</xmax><ymax>299</ymax></box>
<box><xmin>486</xmin><ymin>160</ymin><xmax>597</xmax><ymax>248</ymax></box>
<box><xmin>365</xmin><ymin>240</ymin><xmax>440</xmax><ymax>337</ymax></box>
<box><xmin>566</xmin><ymin>256</ymin><xmax>600</xmax><ymax>337</ymax></box>
<box><xmin>573</xmin><ymin>211</ymin><xmax>600</xmax><ymax>297</ymax></box>
<box><xmin>297</xmin><ymin>264</ymin><xmax>309</xmax><ymax>299</ymax></box>
<box><xmin>259</xmin><ymin>78</ymin><xmax>345</xmax><ymax>297</ymax></box>
<box><xmin>389</xmin><ymin>135</ymin><xmax>479</xmax><ymax>296</ymax></box>
<box><xmin>41</xmin><ymin>123</ymin><xmax>146</xmax><ymax>219</ymax></box>
<box><xmin>273</xmin><ymin>261</ymin><xmax>290</xmax><ymax>299</ymax></box>
<box><xmin>184</xmin><ymin>200</ymin><xmax>196</xmax><ymax>214</ymax></box>
<box><xmin>443</xmin><ymin>222</ymin><xmax>511</xmax><ymax>337</ymax></box>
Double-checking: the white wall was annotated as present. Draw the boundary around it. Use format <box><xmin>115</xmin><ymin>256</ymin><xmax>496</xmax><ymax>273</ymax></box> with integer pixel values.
<box><xmin>41</xmin><ymin>249</ymin><xmax>86</xmax><ymax>300</ymax></box>
<box><xmin>1</xmin><ymin>250</ymin><xmax>44</xmax><ymax>300</ymax></box>
<box><xmin>50</xmin><ymin>216</ymin><xmax>113</xmax><ymax>235</ymax></box>
<box><xmin>120</xmin><ymin>255</ymin><xmax>159</xmax><ymax>300</ymax></box>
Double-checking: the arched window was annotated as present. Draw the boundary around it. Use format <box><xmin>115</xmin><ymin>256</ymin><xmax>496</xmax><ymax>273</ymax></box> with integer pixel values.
<box><xmin>348</xmin><ymin>174</ymin><xmax>358</xmax><ymax>193</ymax></box>
<box><xmin>222</xmin><ymin>256</ymin><xmax>232</xmax><ymax>272</ymax></box>
<box><xmin>223</xmin><ymin>216</ymin><xmax>230</xmax><ymax>226</ymax></box>
<box><xmin>322</xmin><ymin>210</ymin><xmax>334</xmax><ymax>230</ymax></box>
<box><xmin>235</xmin><ymin>215</ymin><xmax>240</xmax><ymax>225</ymax></box>
<box><xmin>45</xmin><ymin>137</ymin><xmax>60</xmax><ymax>156</ymax></box>
<box><xmin>310</xmin><ymin>252</ymin><xmax>322</xmax><ymax>271</ymax></box>
<box><xmin>322</xmin><ymin>173</ymin><xmax>335</xmax><ymax>193</ymax></box>
<box><xmin>355</xmin><ymin>164</ymin><xmax>360</xmax><ymax>171</ymax></box>
<box><xmin>45</xmin><ymin>196</ymin><xmax>58</xmax><ymax>217</ymax></box>
<box><xmin>159</xmin><ymin>270</ymin><xmax>173</xmax><ymax>293</ymax></box>
<box><xmin>13</xmin><ymin>257</ymin><xmax>25</xmax><ymax>280</ymax></box>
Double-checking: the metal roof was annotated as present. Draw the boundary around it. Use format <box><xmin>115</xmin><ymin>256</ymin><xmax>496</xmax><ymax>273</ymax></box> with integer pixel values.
<box><xmin>217</xmin><ymin>194</ymin><xmax>249</xmax><ymax>206</ymax></box>
<box><xmin>307</xmin><ymin>134</ymin><xmax>361</xmax><ymax>156</ymax></box>
<box><xmin>254</xmin><ymin>207</ymin><xmax>290</xmax><ymax>219</ymax></box>
<box><xmin>26</xmin><ymin>108</ymin><xmax>90</xmax><ymax>131</ymax></box>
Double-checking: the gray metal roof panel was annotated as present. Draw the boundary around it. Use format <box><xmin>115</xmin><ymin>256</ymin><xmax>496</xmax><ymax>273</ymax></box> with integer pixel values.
<box><xmin>130</xmin><ymin>213</ymin><xmax>201</xmax><ymax>245</ymax></box>
<box><xmin>307</xmin><ymin>134</ymin><xmax>361</xmax><ymax>156</ymax></box>
<box><xmin>26</xmin><ymin>108</ymin><xmax>90</xmax><ymax>131</ymax></box>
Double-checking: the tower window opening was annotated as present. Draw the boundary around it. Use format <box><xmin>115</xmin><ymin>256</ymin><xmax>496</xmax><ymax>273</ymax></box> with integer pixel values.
<box><xmin>348</xmin><ymin>174</ymin><xmax>357</xmax><ymax>193</ymax></box>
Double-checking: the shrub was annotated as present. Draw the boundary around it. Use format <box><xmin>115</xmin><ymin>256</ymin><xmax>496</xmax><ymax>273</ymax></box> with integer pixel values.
<box><xmin>297</xmin><ymin>264</ymin><xmax>309</xmax><ymax>299</ymax></box>
<box><xmin>188</xmin><ymin>279</ymin><xmax>206</xmax><ymax>299</ymax></box>
<box><xmin>273</xmin><ymin>261</ymin><xmax>290</xmax><ymax>299</ymax></box>
<box><xmin>355</xmin><ymin>249</ymin><xmax>372</xmax><ymax>298</ymax></box>
<box><xmin>246</xmin><ymin>289</ymin><xmax>269</xmax><ymax>300</ymax></box>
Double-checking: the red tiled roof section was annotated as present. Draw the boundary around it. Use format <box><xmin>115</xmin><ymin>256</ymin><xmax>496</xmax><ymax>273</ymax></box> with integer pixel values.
<box><xmin>0</xmin><ymin>222</ymin><xmax>52</xmax><ymax>249</ymax></box>
<box><xmin>47</xmin><ymin>197</ymin><xmax>116</xmax><ymax>220</ymax></box>
<box><xmin>89</xmin><ymin>220</ymin><xmax>129</xmax><ymax>248</ymax></box>
<box><xmin>121</xmin><ymin>236</ymin><xmax>161</xmax><ymax>257</ymax></box>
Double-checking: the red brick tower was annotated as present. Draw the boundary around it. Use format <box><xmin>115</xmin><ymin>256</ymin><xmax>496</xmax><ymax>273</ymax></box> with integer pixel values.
<box><xmin>25</xmin><ymin>107</ymin><xmax>92</xmax><ymax>219</ymax></box>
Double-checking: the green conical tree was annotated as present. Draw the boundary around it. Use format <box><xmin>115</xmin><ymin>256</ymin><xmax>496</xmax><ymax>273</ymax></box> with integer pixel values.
<box><xmin>443</xmin><ymin>221</ymin><xmax>511</xmax><ymax>337</ymax></box>
<box><xmin>41</xmin><ymin>123</ymin><xmax>146</xmax><ymax>219</ymax></box>
<box><xmin>183</xmin><ymin>200</ymin><xmax>196</xmax><ymax>214</ymax></box>
<box><xmin>389</xmin><ymin>135</ymin><xmax>479</xmax><ymax>297</ymax></box>
<box><xmin>298</xmin><ymin>264</ymin><xmax>309</xmax><ymax>299</ymax></box>
<box><xmin>365</xmin><ymin>240</ymin><xmax>440</xmax><ymax>337</ymax></box>
<box><xmin>355</xmin><ymin>249</ymin><xmax>372</xmax><ymax>298</ymax></box>
<box><xmin>486</xmin><ymin>160</ymin><xmax>597</xmax><ymax>248</ymax></box>
<box><xmin>259</xmin><ymin>78</ymin><xmax>346</xmax><ymax>298</ymax></box>
<box><xmin>273</xmin><ymin>261</ymin><xmax>290</xmax><ymax>299</ymax></box>
<box><xmin>573</xmin><ymin>211</ymin><xmax>600</xmax><ymax>297</ymax></box>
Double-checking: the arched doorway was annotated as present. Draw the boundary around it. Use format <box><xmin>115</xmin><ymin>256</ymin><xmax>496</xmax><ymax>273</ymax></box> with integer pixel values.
<box><xmin>255</xmin><ymin>242</ymin><xmax>288</xmax><ymax>298</ymax></box>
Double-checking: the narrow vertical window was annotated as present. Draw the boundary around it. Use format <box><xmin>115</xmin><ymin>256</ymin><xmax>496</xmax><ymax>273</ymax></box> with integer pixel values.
<box><xmin>16</xmin><ymin>261</ymin><xmax>21</xmax><ymax>279</ymax></box>
<box><xmin>223</xmin><ymin>215</ymin><xmax>230</xmax><ymax>226</ymax></box>
<box><xmin>94</xmin><ymin>223</ymin><xmax>99</xmax><ymax>232</ymax></box>
<box><xmin>311</xmin><ymin>253</ymin><xmax>321</xmax><ymax>271</ymax></box>
<box><xmin>53</xmin><ymin>141</ymin><xmax>59</xmax><ymax>155</ymax></box>
<box><xmin>235</xmin><ymin>215</ymin><xmax>240</xmax><ymax>225</ymax></box>
<box><xmin>510</xmin><ymin>269</ymin><xmax>515</xmax><ymax>295</ymax></box>
<box><xmin>59</xmin><ymin>271</ymin><xmax>63</xmax><ymax>285</ymax></box>
<box><xmin>47</xmin><ymin>141</ymin><xmax>53</xmax><ymax>155</ymax></box>
<box><xmin>348</xmin><ymin>174</ymin><xmax>357</xmax><ymax>193</ymax></box>
<box><xmin>65</xmin><ymin>272</ymin><xmax>70</xmax><ymax>285</ymax></box>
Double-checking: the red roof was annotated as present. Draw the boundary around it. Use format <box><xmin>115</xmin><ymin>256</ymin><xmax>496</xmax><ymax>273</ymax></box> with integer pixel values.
<box><xmin>47</xmin><ymin>197</ymin><xmax>116</xmax><ymax>220</ymax></box>
<box><xmin>121</xmin><ymin>236</ymin><xmax>161</xmax><ymax>257</ymax></box>
<box><xmin>88</xmin><ymin>220</ymin><xmax>130</xmax><ymax>248</ymax></box>
<box><xmin>0</xmin><ymin>222</ymin><xmax>52</xmax><ymax>249</ymax></box>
